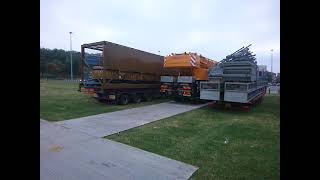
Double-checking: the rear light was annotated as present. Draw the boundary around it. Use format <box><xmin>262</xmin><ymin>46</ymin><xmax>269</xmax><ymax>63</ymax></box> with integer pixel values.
<box><xmin>183</xmin><ymin>91</ymin><xmax>191</xmax><ymax>96</ymax></box>
<box><xmin>160</xmin><ymin>85</ymin><xmax>172</xmax><ymax>93</ymax></box>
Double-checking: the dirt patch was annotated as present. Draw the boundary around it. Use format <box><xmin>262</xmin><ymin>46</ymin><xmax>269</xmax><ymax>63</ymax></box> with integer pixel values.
<box><xmin>49</xmin><ymin>145</ymin><xmax>63</xmax><ymax>152</ymax></box>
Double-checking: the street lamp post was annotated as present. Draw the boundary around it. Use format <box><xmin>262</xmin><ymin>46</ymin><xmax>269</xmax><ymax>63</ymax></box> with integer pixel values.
<box><xmin>69</xmin><ymin>32</ymin><xmax>73</xmax><ymax>80</ymax></box>
<box><xmin>270</xmin><ymin>49</ymin><xmax>273</xmax><ymax>73</ymax></box>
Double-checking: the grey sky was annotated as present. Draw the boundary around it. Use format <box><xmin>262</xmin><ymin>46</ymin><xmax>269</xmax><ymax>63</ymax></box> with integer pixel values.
<box><xmin>41</xmin><ymin>0</ymin><xmax>280</xmax><ymax>73</ymax></box>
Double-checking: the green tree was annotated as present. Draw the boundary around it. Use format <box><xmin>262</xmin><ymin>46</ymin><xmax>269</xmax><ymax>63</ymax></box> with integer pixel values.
<box><xmin>40</xmin><ymin>48</ymin><xmax>81</xmax><ymax>78</ymax></box>
<box><xmin>47</xmin><ymin>63</ymin><xmax>57</xmax><ymax>75</ymax></box>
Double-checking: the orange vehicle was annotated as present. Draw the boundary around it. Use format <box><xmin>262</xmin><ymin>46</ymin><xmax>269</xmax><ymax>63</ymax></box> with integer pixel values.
<box><xmin>160</xmin><ymin>52</ymin><xmax>217</xmax><ymax>100</ymax></box>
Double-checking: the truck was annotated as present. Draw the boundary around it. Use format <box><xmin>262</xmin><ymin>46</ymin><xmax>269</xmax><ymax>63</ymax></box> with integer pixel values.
<box><xmin>79</xmin><ymin>41</ymin><xmax>176</xmax><ymax>105</ymax></box>
<box><xmin>160</xmin><ymin>52</ymin><xmax>217</xmax><ymax>101</ymax></box>
<box><xmin>200</xmin><ymin>45</ymin><xmax>268</xmax><ymax>107</ymax></box>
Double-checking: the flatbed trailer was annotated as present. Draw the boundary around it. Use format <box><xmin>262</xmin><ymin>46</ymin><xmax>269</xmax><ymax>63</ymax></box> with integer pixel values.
<box><xmin>201</xmin><ymin>81</ymin><xmax>267</xmax><ymax>108</ymax></box>
<box><xmin>208</xmin><ymin>87</ymin><xmax>266</xmax><ymax>112</ymax></box>
<box><xmin>199</xmin><ymin>45</ymin><xmax>268</xmax><ymax>110</ymax></box>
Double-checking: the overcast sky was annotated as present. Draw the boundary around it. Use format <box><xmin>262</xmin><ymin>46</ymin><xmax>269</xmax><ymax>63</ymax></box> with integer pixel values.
<box><xmin>41</xmin><ymin>0</ymin><xmax>280</xmax><ymax>73</ymax></box>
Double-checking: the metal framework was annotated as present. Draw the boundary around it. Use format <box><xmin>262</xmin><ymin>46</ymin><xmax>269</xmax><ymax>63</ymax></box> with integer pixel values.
<box><xmin>80</xmin><ymin>41</ymin><xmax>165</xmax><ymax>91</ymax></box>
<box><xmin>82</xmin><ymin>41</ymin><xmax>106</xmax><ymax>51</ymax></box>
<box><xmin>80</xmin><ymin>41</ymin><xmax>106</xmax><ymax>91</ymax></box>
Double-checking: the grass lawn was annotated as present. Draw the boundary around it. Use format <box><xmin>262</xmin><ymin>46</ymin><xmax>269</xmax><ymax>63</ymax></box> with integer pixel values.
<box><xmin>40</xmin><ymin>80</ymin><xmax>170</xmax><ymax>121</ymax></box>
<box><xmin>107</xmin><ymin>96</ymin><xmax>280</xmax><ymax>180</ymax></box>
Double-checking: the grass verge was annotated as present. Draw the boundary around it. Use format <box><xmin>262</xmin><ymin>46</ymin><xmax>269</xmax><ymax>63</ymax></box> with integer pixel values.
<box><xmin>107</xmin><ymin>96</ymin><xmax>280</xmax><ymax>179</ymax></box>
<box><xmin>40</xmin><ymin>80</ymin><xmax>170</xmax><ymax>121</ymax></box>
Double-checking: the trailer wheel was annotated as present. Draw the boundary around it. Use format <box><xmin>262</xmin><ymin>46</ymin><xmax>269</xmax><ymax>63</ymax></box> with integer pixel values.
<box><xmin>118</xmin><ymin>94</ymin><xmax>129</xmax><ymax>105</ymax></box>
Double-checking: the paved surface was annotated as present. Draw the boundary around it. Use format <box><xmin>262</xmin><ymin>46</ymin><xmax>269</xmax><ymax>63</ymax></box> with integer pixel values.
<box><xmin>56</xmin><ymin>101</ymin><xmax>207</xmax><ymax>137</ymax></box>
<box><xmin>41</xmin><ymin>102</ymin><xmax>206</xmax><ymax>180</ymax></box>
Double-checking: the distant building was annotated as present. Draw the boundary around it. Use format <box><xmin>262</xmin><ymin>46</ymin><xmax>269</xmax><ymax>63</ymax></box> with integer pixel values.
<box><xmin>258</xmin><ymin>65</ymin><xmax>278</xmax><ymax>82</ymax></box>
<box><xmin>257</xmin><ymin>65</ymin><xmax>268</xmax><ymax>82</ymax></box>
<box><xmin>265</xmin><ymin>71</ymin><xmax>276</xmax><ymax>83</ymax></box>
<box><xmin>258</xmin><ymin>65</ymin><xmax>267</xmax><ymax>72</ymax></box>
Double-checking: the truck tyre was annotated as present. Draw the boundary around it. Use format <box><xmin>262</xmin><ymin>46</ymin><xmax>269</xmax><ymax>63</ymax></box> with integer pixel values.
<box><xmin>118</xmin><ymin>94</ymin><xmax>129</xmax><ymax>105</ymax></box>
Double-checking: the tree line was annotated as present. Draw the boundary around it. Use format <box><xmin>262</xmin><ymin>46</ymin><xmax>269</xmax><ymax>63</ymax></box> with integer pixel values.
<box><xmin>40</xmin><ymin>48</ymin><xmax>81</xmax><ymax>78</ymax></box>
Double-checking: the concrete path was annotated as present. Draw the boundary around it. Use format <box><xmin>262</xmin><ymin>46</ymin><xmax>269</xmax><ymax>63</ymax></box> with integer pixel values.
<box><xmin>41</xmin><ymin>120</ymin><xmax>198</xmax><ymax>180</ymax></box>
<box><xmin>56</xmin><ymin>101</ymin><xmax>207</xmax><ymax>137</ymax></box>
<box><xmin>41</xmin><ymin>102</ymin><xmax>207</xmax><ymax>180</ymax></box>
